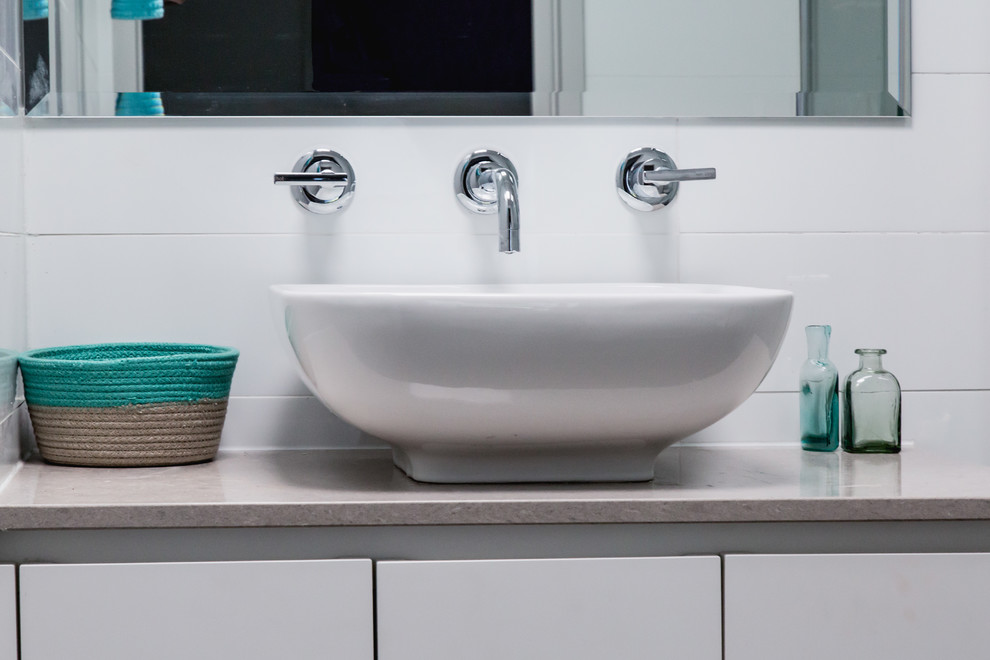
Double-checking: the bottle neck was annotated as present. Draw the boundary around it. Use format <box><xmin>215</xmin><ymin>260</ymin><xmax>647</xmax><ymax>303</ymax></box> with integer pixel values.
<box><xmin>805</xmin><ymin>325</ymin><xmax>830</xmax><ymax>361</ymax></box>
<box><xmin>857</xmin><ymin>352</ymin><xmax>884</xmax><ymax>371</ymax></box>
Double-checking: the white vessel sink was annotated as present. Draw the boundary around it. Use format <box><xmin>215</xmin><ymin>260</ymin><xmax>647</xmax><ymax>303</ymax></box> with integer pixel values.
<box><xmin>271</xmin><ymin>283</ymin><xmax>792</xmax><ymax>483</ymax></box>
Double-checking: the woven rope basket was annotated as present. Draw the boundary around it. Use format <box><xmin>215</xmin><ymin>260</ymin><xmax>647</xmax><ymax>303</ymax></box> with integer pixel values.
<box><xmin>19</xmin><ymin>343</ymin><xmax>239</xmax><ymax>467</ymax></box>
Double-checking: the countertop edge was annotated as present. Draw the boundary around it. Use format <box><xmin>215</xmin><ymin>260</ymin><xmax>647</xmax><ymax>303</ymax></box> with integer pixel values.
<box><xmin>2</xmin><ymin>498</ymin><xmax>990</xmax><ymax>531</ymax></box>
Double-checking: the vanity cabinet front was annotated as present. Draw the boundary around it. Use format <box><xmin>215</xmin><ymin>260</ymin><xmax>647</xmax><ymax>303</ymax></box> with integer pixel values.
<box><xmin>724</xmin><ymin>553</ymin><xmax>990</xmax><ymax>660</ymax></box>
<box><xmin>376</xmin><ymin>556</ymin><xmax>722</xmax><ymax>660</ymax></box>
<box><xmin>18</xmin><ymin>559</ymin><xmax>374</xmax><ymax>660</ymax></box>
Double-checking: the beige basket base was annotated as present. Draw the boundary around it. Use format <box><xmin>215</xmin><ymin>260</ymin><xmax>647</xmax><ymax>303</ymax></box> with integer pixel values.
<box><xmin>28</xmin><ymin>399</ymin><xmax>229</xmax><ymax>467</ymax></box>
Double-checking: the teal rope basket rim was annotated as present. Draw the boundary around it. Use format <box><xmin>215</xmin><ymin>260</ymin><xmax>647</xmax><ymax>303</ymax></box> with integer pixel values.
<box><xmin>20</xmin><ymin>342</ymin><xmax>238</xmax><ymax>365</ymax></box>
<box><xmin>19</xmin><ymin>343</ymin><xmax>239</xmax><ymax>408</ymax></box>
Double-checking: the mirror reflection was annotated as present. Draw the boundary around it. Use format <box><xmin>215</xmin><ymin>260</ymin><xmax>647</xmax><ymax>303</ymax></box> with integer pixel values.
<box><xmin>24</xmin><ymin>0</ymin><xmax>910</xmax><ymax>118</ymax></box>
<box><xmin>1</xmin><ymin>0</ymin><xmax>22</xmax><ymax>113</ymax></box>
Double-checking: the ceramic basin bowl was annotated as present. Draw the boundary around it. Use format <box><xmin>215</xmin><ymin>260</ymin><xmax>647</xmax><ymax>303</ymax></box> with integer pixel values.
<box><xmin>271</xmin><ymin>283</ymin><xmax>793</xmax><ymax>483</ymax></box>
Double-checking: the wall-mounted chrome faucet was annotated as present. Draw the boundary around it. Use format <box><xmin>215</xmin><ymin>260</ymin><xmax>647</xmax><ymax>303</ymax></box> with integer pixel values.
<box><xmin>454</xmin><ymin>150</ymin><xmax>520</xmax><ymax>253</ymax></box>
<box><xmin>274</xmin><ymin>148</ymin><xmax>356</xmax><ymax>214</ymax></box>
<box><xmin>616</xmin><ymin>148</ymin><xmax>715</xmax><ymax>211</ymax></box>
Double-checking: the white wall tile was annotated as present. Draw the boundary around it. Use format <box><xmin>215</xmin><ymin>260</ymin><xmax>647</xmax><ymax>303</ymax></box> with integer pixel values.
<box><xmin>676</xmin><ymin>74</ymin><xmax>990</xmax><ymax>233</ymax></box>
<box><xmin>220</xmin><ymin>396</ymin><xmax>384</xmax><ymax>451</ymax></box>
<box><xmin>904</xmin><ymin>391</ymin><xmax>990</xmax><ymax>463</ymax></box>
<box><xmin>0</xmin><ymin>234</ymin><xmax>24</xmax><ymax>351</ymax></box>
<box><xmin>680</xmin><ymin>232</ymin><xmax>990</xmax><ymax>392</ymax></box>
<box><xmin>912</xmin><ymin>0</ymin><xmax>990</xmax><ymax>73</ymax></box>
<box><xmin>681</xmin><ymin>390</ymin><xmax>990</xmax><ymax>464</ymax></box>
<box><xmin>23</xmin><ymin>118</ymin><xmax>677</xmax><ymax>236</ymax></box>
<box><xmin>679</xmin><ymin>392</ymin><xmax>798</xmax><ymax>446</ymax></box>
<box><xmin>0</xmin><ymin>118</ymin><xmax>22</xmax><ymax>233</ymax></box>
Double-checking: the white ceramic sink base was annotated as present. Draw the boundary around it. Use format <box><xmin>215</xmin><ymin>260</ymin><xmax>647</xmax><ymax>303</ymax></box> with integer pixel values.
<box><xmin>271</xmin><ymin>284</ymin><xmax>793</xmax><ymax>484</ymax></box>
<box><xmin>390</xmin><ymin>442</ymin><xmax>666</xmax><ymax>483</ymax></box>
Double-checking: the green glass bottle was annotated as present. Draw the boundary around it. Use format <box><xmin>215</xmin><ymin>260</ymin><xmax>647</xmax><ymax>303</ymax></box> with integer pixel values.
<box><xmin>799</xmin><ymin>325</ymin><xmax>839</xmax><ymax>451</ymax></box>
<box><xmin>842</xmin><ymin>349</ymin><xmax>901</xmax><ymax>453</ymax></box>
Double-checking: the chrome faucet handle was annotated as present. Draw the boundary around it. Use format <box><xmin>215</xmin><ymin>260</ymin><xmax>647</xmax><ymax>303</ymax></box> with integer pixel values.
<box><xmin>455</xmin><ymin>149</ymin><xmax>520</xmax><ymax>253</ymax></box>
<box><xmin>616</xmin><ymin>147</ymin><xmax>715</xmax><ymax>211</ymax></box>
<box><xmin>274</xmin><ymin>148</ymin><xmax>356</xmax><ymax>214</ymax></box>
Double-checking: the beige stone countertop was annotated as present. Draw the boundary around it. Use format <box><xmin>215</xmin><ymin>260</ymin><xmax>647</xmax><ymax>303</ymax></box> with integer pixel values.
<box><xmin>0</xmin><ymin>446</ymin><xmax>987</xmax><ymax>530</ymax></box>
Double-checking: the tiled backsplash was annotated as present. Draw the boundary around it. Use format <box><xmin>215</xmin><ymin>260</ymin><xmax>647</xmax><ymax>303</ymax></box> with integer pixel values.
<box><xmin>10</xmin><ymin>1</ymin><xmax>990</xmax><ymax>457</ymax></box>
<box><xmin>23</xmin><ymin>119</ymin><xmax>682</xmax><ymax>450</ymax></box>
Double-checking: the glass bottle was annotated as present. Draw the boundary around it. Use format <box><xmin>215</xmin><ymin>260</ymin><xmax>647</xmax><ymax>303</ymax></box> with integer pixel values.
<box><xmin>799</xmin><ymin>325</ymin><xmax>839</xmax><ymax>451</ymax></box>
<box><xmin>842</xmin><ymin>349</ymin><xmax>901</xmax><ymax>453</ymax></box>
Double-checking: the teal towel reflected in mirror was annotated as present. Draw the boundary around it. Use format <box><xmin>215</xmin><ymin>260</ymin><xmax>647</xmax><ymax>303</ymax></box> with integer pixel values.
<box><xmin>23</xmin><ymin>0</ymin><xmax>48</xmax><ymax>21</ymax></box>
<box><xmin>111</xmin><ymin>0</ymin><xmax>164</xmax><ymax>20</ymax></box>
<box><xmin>115</xmin><ymin>92</ymin><xmax>164</xmax><ymax>116</ymax></box>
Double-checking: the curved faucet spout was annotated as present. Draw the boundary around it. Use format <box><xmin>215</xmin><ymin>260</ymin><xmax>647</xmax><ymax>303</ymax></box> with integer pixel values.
<box><xmin>491</xmin><ymin>168</ymin><xmax>520</xmax><ymax>254</ymax></box>
<box><xmin>454</xmin><ymin>149</ymin><xmax>521</xmax><ymax>254</ymax></box>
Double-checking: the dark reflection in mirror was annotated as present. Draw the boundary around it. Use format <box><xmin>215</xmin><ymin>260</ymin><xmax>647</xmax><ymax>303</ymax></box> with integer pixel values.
<box><xmin>142</xmin><ymin>0</ymin><xmax>533</xmax><ymax>116</ymax></box>
<box><xmin>21</xmin><ymin>1</ymin><xmax>49</xmax><ymax>114</ymax></box>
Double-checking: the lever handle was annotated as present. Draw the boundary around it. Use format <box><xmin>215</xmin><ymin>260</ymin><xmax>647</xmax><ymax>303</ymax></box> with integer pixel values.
<box><xmin>273</xmin><ymin>170</ymin><xmax>349</xmax><ymax>186</ymax></box>
<box><xmin>616</xmin><ymin>147</ymin><xmax>715</xmax><ymax>211</ymax></box>
<box><xmin>641</xmin><ymin>167</ymin><xmax>716</xmax><ymax>183</ymax></box>
<box><xmin>274</xmin><ymin>148</ymin><xmax>355</xmax><ymax>214</ymax></box>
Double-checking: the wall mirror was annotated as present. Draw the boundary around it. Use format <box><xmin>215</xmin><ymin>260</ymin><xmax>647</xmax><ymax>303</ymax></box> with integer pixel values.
<box><xmin>22</xmin><ymin>0</ymin><xmax>911</xmax><ymax>118</ymax></box>
<box><xmin>1</xmin><ymin>0</ymin><xmax>19</xmax><ymax>114</ymax></box>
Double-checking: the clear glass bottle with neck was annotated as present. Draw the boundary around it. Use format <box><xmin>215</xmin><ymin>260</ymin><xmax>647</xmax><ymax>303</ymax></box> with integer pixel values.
<box><xmin>842</xmin><ymin>348</ymin><xmax>901</xmax><ymax>453</ymax></box>
<box><xmin>799</xmin><ymin>325</ymin><xmax>839</xmax><ymax>451</ymax></box>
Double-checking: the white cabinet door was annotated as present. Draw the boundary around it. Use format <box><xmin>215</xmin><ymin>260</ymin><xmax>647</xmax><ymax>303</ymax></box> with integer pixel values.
<box><xmin>20</xmin><ymin>559</ymin><xmax>373</xmax><ymax>660</ymax></box>
<box><xmin>377</xmin><ymin>556</ymin><xmax>721</xmax><ymax>660</ymax></box>
<box><xmin>725</xmin><ymin>553</ymin><xmax>990</xmax><ymax>660</ymax></box>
